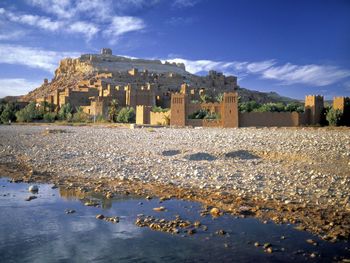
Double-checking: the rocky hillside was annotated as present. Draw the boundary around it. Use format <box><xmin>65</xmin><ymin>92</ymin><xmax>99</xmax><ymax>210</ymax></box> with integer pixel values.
<box><xmin>19</xmin><ymin>51</ymin><xmax>299</xmax><ymax>104</ymax></box>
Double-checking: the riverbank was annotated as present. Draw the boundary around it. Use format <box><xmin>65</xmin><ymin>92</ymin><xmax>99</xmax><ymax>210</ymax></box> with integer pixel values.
<box><xmin>0</xmin><ymin>124</ymin><xmax>349</xmax><ymax>241</ymax></box>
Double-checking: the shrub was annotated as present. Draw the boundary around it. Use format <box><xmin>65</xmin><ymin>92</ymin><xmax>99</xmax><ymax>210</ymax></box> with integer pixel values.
<box><xmin>152</xmin><ymin>106</ymin><xmax>169</xmax><ymax>113</ymax></box>
<box><xmin>326</xmin><ymin>108</ymin><xmax>343</xmax><ymax>126</ymax></box>
<box><xmin>238</xmin><ymin>101</ymin><xmax>261</xmax><ymax>112</ymax></box>
<box><xmin>95</xmin><ymin>114</ymin><xmax>107</xmax><ymax>123</ymax></box>
<box><xmin>285</xmin><ymin>102</ymin><xmax>304</xmax><ymax>113</ymax></box>
<box><xmin>117</xmin><ymin>107</ymin><xmax>135</xmax><ymax>123</ymax></box>
<box><xmin>15</xmin><ymin>102</ymin><xmax>43</xmax><ymax>122</ymax></box>
<box><xmin>72</xmin><ymin>107</ymin><xmax>89</xmax><ymax>122</ymax></box>
<box><xmin>0</xmin><ymin>103</ymin><xmax>16</xmax><ymax>124</ymax></box>
<box><xmin>255</xmin><ymin>102</ymin><xmax>285</xmax><ymax>112</ymax></box>
<box><xmin>58</xmin><ymin>103</ymin><xmax>73</xmax><ymax>121</ymax></box>
<box><xmin>43</xmin><ymin>112</ymin><xmax>57</xmax><ymax>123</ymax></box>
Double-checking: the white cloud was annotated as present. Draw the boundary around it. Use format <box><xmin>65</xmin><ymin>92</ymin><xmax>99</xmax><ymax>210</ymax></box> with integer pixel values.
<box><xmin>103</xmin><ymin>16</ymin><xmax>145</xmax><ymax>43</ymax></box>
<box><xmin>173</xmin><ymin>0</ymin><xmax>201</xmax><ymax>8</ymax></box>
<box><xmin>5</xmin><ymin>11</ymin><xmax>64</xmax><ymax>32</ymax></box>
<box><xmin>26</xmin><ymin>0</ymin><xmax>159</xmax><ymax>21</ymax></box>
<box><xmin>67</xmin><ymin>21</ymin><xmax>99</xmax><ymax>40</ymax></box>
<box><xmin>165</xmin><ymin>57</ymin><xmax>350</xmax><ymax>87</ymax></box>
<box><xmin>167</xmin><ymin>16</ymin><xmax>195</xmax><ymax>26</ymax></box>
<box><xmin>26</xmin><ymin>0</ymin><xmax>74</xmax><ymax>19</ymax></box>
<box><xmin>0</xmin><ymin>78</ymin><xmax>42</xmax><ymax>98</ymax></box>
<box><xmin>262</xmin><ymin>64</ymin><xmax>350</xmax><ymax>86</ymax></box>
<box><xmin>1</xmin><ymin>5</ymin><xmax>145</xmax><ymax>42</ymax></box>
<box><xmin>0</xmin><ymin>44</ymin><xmax>79</xmax><ymax>72</ymax></box>
<box><xmin>0</xmin><ymin>30</ymin><xmax>26</xmax><ymax>40</ymax></box>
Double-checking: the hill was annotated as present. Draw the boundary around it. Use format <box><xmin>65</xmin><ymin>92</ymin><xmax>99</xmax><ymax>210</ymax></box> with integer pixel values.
<box><xmin>17</xmin><ymin>49</ymin><xmax>299</xmax><ymax>104</ymax></box>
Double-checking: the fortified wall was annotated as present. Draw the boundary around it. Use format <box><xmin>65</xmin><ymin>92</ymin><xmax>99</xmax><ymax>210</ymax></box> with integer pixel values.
<box><xmin>165</xmin><ymin>93</ymin><xmax>343</xmax><ymax>128</ymax></box>
<box><xmin>169</xmin><ymin>84</ymin><xmax>239</xmax><ymax>128</ymax></box>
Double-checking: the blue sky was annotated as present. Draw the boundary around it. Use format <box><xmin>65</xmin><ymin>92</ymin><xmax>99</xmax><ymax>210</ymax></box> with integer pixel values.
<box><xmin>0</xmin><ymin>0</ymin><xmax>350</xmax><ymax>99</ymax></box>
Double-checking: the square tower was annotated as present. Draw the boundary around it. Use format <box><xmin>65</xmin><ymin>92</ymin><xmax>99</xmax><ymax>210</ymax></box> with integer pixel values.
<box><xmin>305</xmin><ymin>95</ymin><xmax>324</xmax><ymax>125</ymax></box>
<box><xmin>333</xmin><ymin>97</ymin><xmax>350</xmax><ymax>126</ymax></box>
<box><xmin>221</xmin><ymin>92</ymin><xmax>239</xmax><ymax>127</ymax></box>
<box><xmin>170</xmin><ymin>93</ymin><xmax>186</xmax><ymax>126</ymax></box>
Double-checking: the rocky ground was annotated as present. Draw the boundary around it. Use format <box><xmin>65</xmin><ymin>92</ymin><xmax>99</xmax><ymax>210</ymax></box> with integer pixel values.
<box><xmin>0</xmin><ymin>124</ymin><xmax>349</xmax><ymax>241</ymax></box>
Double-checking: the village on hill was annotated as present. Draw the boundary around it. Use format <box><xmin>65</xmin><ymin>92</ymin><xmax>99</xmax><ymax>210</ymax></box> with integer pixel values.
<box><xmin>0</xmin><ymin>48</ymin><xmax>349</xmax><ymax>127</ymax></box>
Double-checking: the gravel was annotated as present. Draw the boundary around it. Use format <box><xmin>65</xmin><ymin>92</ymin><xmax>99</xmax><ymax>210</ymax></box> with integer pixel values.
<box><xmin>0</xmin><ymin>124</ymin><xmax>349</xmax><ymax>215</ymax></box>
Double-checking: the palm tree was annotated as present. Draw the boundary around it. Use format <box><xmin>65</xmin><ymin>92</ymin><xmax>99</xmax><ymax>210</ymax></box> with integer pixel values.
<box><xmin>108</xmin><ymin>99</ymin><xmax>118</xmax><ymax>122</ymax></box>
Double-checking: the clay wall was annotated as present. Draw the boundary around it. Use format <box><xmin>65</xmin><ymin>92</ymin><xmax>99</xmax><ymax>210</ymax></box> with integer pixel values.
<box><xmin>201</xmin><ymin>102</ymin><xmax>221</xmax><ymax>113</ymax></box>
<box><xmin>150</xmin><ymin>110</ymin><xmax>170</xmax><ymax>125</ymax></box>
<box><xmin>136</xmin><ymin>106</ymin><xmax>151</xmax><ymax>125</ymax></box>
<box><xmin>83</xmin><ymin>97</ymin><xmax>109</xmax><ymax>116</ymax></box>
<box><xmin>126</xmin><ymin>84</ymin><xmax>155</xmax><ymax>108</ymax></box>
<box><xmin>187</xmin><ymin>103</ymin><xmax>201</xmax><ymax>116</ymax></box>
<box><xmin>239</xmin><ymin>112</ymin><xmax>302</xmax><ymax>127</ymax></box>
<box><xmin>203</xmin><ymin>119</ymin><xmax>222</xmax><ymax>127</ymax></box>
<box><xmin>186</xmin><ymin>119</ymin><xmax>203</xmax><ymax>127</ymax></box>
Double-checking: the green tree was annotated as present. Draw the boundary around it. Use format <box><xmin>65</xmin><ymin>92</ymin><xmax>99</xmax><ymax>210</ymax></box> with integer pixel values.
<box><xmin>43</xmin><ymin>112</ymin><xmax>57</xmax><ymax>122</ymax></box>
<box><xmin>238</xmin><ymin>101</ymin><xmax>261</xmax><ymax>112</ymax></box>
<box><xmin>117</xmin><ymin>107</ymin><xmax>135</xmax><ymax>123</ymax></box>
<box><xmin>326</xmin><ymin>108</ymin><xmax>343</xmax><ymax>126</ymax></box>
<box><xmin>15</xmin><ymin>102</ymin><xmax>43</xmax><ymax>122</ymax></box>
<box><xmin>285</xmin><ymin>102</ymin><xmax>304</xmax><ymax>113</ymax></box>
<box><xmin>0</xmin><ymin>103</ymin><xmax>16</xmax><ymax>123</ymax></box>
<box><xmin>58</xmin><ymin>103</ymin><xmax>73</xmax><ymax>121</ymax></box>
<box><xmin>255</xmin><ymin>102</ymin><xmax>285</xmax><ymax>112</ymax></box>
<box><xmin>108</xmin><ymin>99</ymin><xmax>119</xmax><ymax>122</ymax></box>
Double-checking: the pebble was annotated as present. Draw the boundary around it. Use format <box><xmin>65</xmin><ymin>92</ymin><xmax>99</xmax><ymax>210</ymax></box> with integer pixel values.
<box><xmin>210</xmin><ymin>207</ymin><xmax>221</xmax><ymax>217</ymax></box>
<box><xmin>1</xmin><ymin>126</ymin><xmax>349</xmax><ymax>240</ymax></box>
<box><xmin>28</xmin><ymin>185</ymin><xmax>39</xmax><ymax>193</ymax></box>
<box><xmin>216</xmin><ymin>229</ymin><xmax>226</xmax><ymax>235</ymax></box>
<box><xmin>96</xmin><ymin>214</ymin><xmax>105</xmax><ymax>219</ymax></box>
<box><xmin>153</xmin><ymin>206</ymin><xmax>166</xmax><ymax>212</ymax></box>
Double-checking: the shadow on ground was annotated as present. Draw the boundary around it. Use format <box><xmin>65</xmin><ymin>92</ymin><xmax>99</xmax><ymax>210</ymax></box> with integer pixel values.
<box><xmin>162</xmin><ymin>150</ymin><xmax>181</xmax><ymax>156</ymax></box>
<box><xmin>225</xmin><ymin>150</ymin><xmax>260</xmax><ymax>160</ymax></box>
<box><xmin>185</xmin><ymin>152</ymin><xmax>217</xmax><ymax>161</ymax></box>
